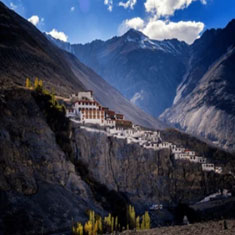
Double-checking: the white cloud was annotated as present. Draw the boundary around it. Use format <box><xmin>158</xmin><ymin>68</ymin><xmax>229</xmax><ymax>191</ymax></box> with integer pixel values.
<box><xmin>9</xmin><ymin>1</ymin><xmax>25</xmax><ymax>16</ymax></box>
<box><xmin>144</xmin><ymin>0</ymin><xmax>206</xmax><ymax>18</ymax></box>
<box><xmin>131</xmin><ymin>90</ymin><xmax>144</xmax><ymax>104</ymax></box>
<box><xmin>10</xmin><ymin>2</ymin><xmax>17</xmax><ymax>10</ymax></box>
<box><xmin>119</xmin><ymin>17</ymin><xmax>144</xmax><ymax>35</ymax></box>
<box><xmin>119</xmin><ymin>0</ymin><xmax>137</xmax><ymax>9</ymax></box>
<box><xmin>28</xmin><ymin>15</ymin><xmax>40</xmax><ymax>26</ymax></box>
<box><xmin>71</xmin><ymin>6</ymin><xmax>75</xmax><ymax>12</ymax></box>
<box><xmin>143</xmin><ymin>20</ymin><xmax>204</xmax><ymax>44</ymax></box>
<box><xmin>119</xmin><ymin>0</ymin><xmax>206</xmax><ymax>44</ymax></box>
<box><xmin>121</xmin><ymin>18</ymin><xmax>204</xmax><ymax>44</ymax></box>
<box><xmin>104</xmin><ymin>0</ymin><xmax>113</xmax><ymax>11</ymax></box>
<box><xmin>46</xmin><ymin>29</ymin><xmax>68</xmax><ymax>42</ymax></box>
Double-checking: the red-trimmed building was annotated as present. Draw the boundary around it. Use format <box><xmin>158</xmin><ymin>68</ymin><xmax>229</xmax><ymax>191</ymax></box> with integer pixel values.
<box><xmin>67</xmin><ymin>91</ymin><xmax>132</xmax><ymax>128</ymax></box>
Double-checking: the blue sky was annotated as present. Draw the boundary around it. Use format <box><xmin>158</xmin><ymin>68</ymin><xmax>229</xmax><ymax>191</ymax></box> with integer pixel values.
<box><xmin>1</xmin><ymin>0</ymin><xmax>235</xmax><ymax>44</ymax></box>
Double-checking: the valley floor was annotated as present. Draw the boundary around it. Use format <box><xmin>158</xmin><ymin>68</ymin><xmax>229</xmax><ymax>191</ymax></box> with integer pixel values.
<box><xmin>120</xmin><ymin>220</ymin><xmax>235</xmax><ymax>235</ymax></box>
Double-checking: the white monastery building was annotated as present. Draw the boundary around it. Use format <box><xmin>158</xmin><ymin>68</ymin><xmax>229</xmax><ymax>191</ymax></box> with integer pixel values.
<box><xmin>66</xmin><ymin>91</ymin><xmax>132</xmax><ymax>128</ymax></box>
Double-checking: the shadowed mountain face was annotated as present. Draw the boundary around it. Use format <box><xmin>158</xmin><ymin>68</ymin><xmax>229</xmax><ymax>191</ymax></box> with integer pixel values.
<box><xmin>49</xmin><ymin>20</ymin><xmax>235</xmax><ymax>152</ymax></box>
<box><xmin>0</xmin><ymin>2</ymin><xmax>165</xmax><ymax>129</ymax></box>
<box><xmin>48</xmin><ymin>29</ymin><xmax>189</xmax><ymax>117</ymax></box>
<box><xmin>0</xmin><ymin>2</ymin><xmax>85</xmax><ymax>95</ymax></box>
<box><xmin>160</xmin><ymin>20</ymin><xmax>235</xmax><ymax>151</ymax></box>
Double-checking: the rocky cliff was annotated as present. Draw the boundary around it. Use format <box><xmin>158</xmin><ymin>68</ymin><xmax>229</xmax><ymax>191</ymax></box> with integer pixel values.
<box><xmin>1</xmin><ymin>87</ymin><xmax>235</xmax><ymax>234</ymax></box>
<box><xmin>73</xmin><ymin>127</ymin><xmax>235</xmax><ymax>208</ymax></box>
<box><xmin>0</xmin><ymin>88</ymin><xmax>108</xmax><ymax>234</ymax></box>
<box><xmin>160</xmin><ymin>20</ymin><xmax>235</xmax><ymax>151</ymax></box>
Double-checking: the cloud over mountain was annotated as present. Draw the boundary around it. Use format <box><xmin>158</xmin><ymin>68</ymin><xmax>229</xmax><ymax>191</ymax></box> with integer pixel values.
<box><xmin>46</xmin><ymin>29</ymin><xmax>68</xmax><ymax>42</ymax></box>
<box><xmin>28</xmin><ymin>15</ymin><xmax>39</xmax><ymax>26</ymax></box>
<box><xmin>119</xmin><ymin>0</ymin><xmax>206</xmax><ymax>44</ymax></box>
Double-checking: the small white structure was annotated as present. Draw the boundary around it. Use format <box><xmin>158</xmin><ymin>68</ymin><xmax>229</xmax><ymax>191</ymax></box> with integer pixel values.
<box><xmin>71</xmin><ymin>91</ymin><xmax>94</xmax><ymax>101</ymax></box>
<box><xmin>149</xmin><ymin>204</ymin><xmax>163</xmax><ymax>210</ymax></box>
<box><xmin>188</xmin><ymin>156</ymin><xmax>206</xmax><ymax>163</ymax></box>
<box><xmin>174</xmin><ymin>153</ymin><xmax>190</xmax><ymax>160</ymax></box>
<box><xmin>104</xmin><ymin>119</ymin><xmax>116</xmax><ymax>127</ymax></box>
<box><xmin>215</xmin><ymin>167</ymin><xmax>223</xmax><ymax>174</ymax></box>
<box><xmin>197</xmin><ymin>157</ymin><xmax>207</xmax><ymax>163</ymax></box>
<box><xmin>202</xmin><ymin>163</ymin><xmax>215</xmax><ymax>171</ymax></box>
<box><xmin>172</xmin><ymin>147</ymin><xmax>183</xmax><ymax>153</ymax></box>
<box><xmin>66</xmin><ymin>108</ymin><xmax>77</xmax><ymax>118</ymax></box>
<box><xmin>185</xmin><ymin>150</ymin><xmax>196</xmax><ymax>156</ymax></box>
<box><xmin>156</xmin><ymin>142</ymin><xmax>172</xmax><ymax>149</ymax></box>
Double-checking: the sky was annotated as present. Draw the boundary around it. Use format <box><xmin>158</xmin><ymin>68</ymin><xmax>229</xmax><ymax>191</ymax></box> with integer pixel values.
<box><xmin>1</xmin><ymin>0</ymin><xmax>235</xmax><ymax>44</ymax></box>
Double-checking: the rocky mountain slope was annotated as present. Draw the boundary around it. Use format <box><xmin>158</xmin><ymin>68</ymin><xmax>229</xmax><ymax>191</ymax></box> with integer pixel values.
<box><xmin>0</xmin><ymin>88</ymin><xmax>105</xmax><ymax>234</ymax></box>
<box><xmin>1</xmin><ymin>87</ymin><xmax>235</xmax><ymax>234</ymax></box>
<box><xmin>160</xmin><ymin>20</ymin><xmax>235</xmax><ymax>151</ymax></box>
<box><xmin>1</xmin><ymin>2</ymin><xmax>235</xmax><ymax>234</ymax></box>
<box><xmin>49</xmin><ymin>29</ymin><xmax>189</xmax><ymax>117</ymax></box>
<box><xmin>0</xmin><ymin>1</ymin><xmax>164</xmax><ymax>130</ymax></box>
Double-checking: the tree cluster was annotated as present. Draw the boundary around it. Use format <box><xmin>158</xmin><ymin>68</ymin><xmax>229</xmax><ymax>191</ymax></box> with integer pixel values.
<box><xmin>72</xmin><ymin>205</ymin><xmax>151</xmax><ymax>235</ymax></box>
<box><xmin>25</xmin><ymin>77</ymin><xmax>65</xmax><ymax>112</ymax></box>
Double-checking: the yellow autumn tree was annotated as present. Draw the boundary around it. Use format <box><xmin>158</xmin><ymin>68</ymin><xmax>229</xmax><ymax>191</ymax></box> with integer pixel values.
<box><xmin>73</xmin><ymin>222</ymin><xmax>83</xmax><ymax>235</ymax></box>
<box><xmin>89</xmin><ymin>210</ymin><xmax>95</xmax><ymax>226</ymax></box>
<box><xmin>136</xmin><ymin>216</ymin><xmax>140</xmax><ymax>230</ymax></box>
<box><xmin>97</xmin><ymin>217</ymin><xmax>102</xmax><ymax>234</ymax></box>
<box><xmin>128</xmin><ymin>205</ymin><xmax>136</xmax><ymax>229</ymax></box>
<box><xmin>84</xmin><ymin>221</ymin><xmax>93</xmax><ymax>235</ymax></box>
<box><xmin>26</xmin><ymin>77</ymin><xmax>31</xmax><ymax>88</ymax></box>
<box><xmin>38</xmin><ymin>79</ymin><xmax>43</xmax><ymax>88</ymax></box>
<box><xmin>141</xmin><ymin>211</ymin><xmax>151</xmax><ymax>230</ymax></box>
<box><xmin>144</xmin><ymin>211</ymin><xmax>151</xmax><ymax>229</ymax></box>
<box><xmin>34</xmin><ymin>77</ymin><xmax>39</xmax><ymax>89</ymax></box>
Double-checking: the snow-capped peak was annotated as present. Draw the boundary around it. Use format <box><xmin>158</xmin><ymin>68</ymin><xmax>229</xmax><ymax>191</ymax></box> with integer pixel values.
<box><xmin>123</xmin><ymin>29</ymin><xmax>187</xmax><ymax>54</ymax></box>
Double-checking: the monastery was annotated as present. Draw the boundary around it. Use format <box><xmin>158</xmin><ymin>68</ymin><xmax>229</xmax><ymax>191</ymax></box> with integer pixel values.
<box><xmin>66</xmin><ymin>91</ymin><xmax>132</xmax><ymax>128</ymax></box>
<box><xmin>65</xmin><ymin>91</ymin><xmax>223</xmax><ymax>175</ymax></box>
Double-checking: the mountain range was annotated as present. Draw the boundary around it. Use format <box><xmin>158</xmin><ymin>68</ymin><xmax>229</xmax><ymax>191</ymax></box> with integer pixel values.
<box><xmin>48</xmin><ymin>30</ymin><xmax>189</xmax><ymax>117</ymax></box>
<box><xmin>0</xmin><ymin>1</ymin><xmax>164</xmax><ymax>130</ymax></box>
<box><xmin>1</xmin><ymin>2</ymin><xmax>235</xmax><ymax>234</ymax></box>
<box><xmin>49</xmin><ymin>21</ymin><xmax>235</xmax><ymax>152</ymax></box>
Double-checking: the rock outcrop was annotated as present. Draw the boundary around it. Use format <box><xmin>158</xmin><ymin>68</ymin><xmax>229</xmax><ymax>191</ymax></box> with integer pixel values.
<box><xmin>160</xmin><ymin>20</ymin><xmax>235</xmax><ymax>152</ymax></box>
<box><xmin>72</xmin><ymin>127</ymin><xmax>235</xmax><ymax>211</ymax></box>
<box><xmin>0</xmin><ymin>88</ymin><xmax>106</xmax><ymax>234</ymax></box>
